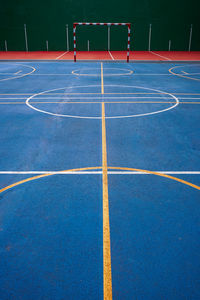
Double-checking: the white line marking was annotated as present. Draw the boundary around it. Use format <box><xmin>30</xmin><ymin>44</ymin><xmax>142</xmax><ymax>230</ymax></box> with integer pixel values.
<box><xmin>30</xmin><ymin>73</ymin><xmax>171</xmax><ymax>76</ymax></box>
<box><xmin>1</xmin><ymin>92</ymin><xmax>200</xmax><ymax>96</ymax></box>
<box><xmin>14</xmin><ymin>70</ymin><xmax>22</xmax><ymax>75</ymax></box>
<box><xmin>108</xmin><ymin>51</ymin><xmax>114</xmax><ymax>60</ymax></box>
<box><xmin>0</xmin><ymin>96</ymin><xmax>178</xmax><ymax>100</ymax></box>
<box><xmin>25</xmin><ymin>84</ymin><xmax>179</xmax><ymax>119</ymax></box>
<box><xmin>150</xmin><ymin>51</ymin><xmax>171</xmax><ymax>61</ymax></box>
<box><xmin>132</xmin><ymin>73</ymin><xmax>173</xmax><ymax>76</ymax></box>
<box><xmin>0</xmin><ymin>63</ymin><xmax>36</xmax><ymax>82</ymax></box>
<box><xmin>29</xmin><ymin>73</ymin><xmax>73</xmax><ymax>76</ymax></box>
<box><xmin>0</xmin><ymin>171</ymin><xmax>102</xmax><ymax>174</ymax></box>
<box><xmin>1</xmin><ymin>97</ymin><xmax>200</xmax><ymax>100</ymax></box>
<box><xmin>108</xmin><ymin>171</ymin><xmax>200</xmax><ymax>175</ymax></box>
<box><xmin>4</xmin><ymin>73</ymin><xmax>197</xmax><ymax>76</ymax></box>
<box><xmin>169</xmin><ymin>64</ymin><xmax>200</xmax><ymax>81</ymax></box>
<box><xmin>0</xmin><ymin>171</ymin><xmax>200</xmax><ymax>175</ymax></box>
<box><xmin>72</xmin><ymin>68</ymin><xmax>132</xmax><ymax>76</ymax></box>
<box><xmin>184</xmin><ymin>73</ymin><xmax>200</xmax><ymax>75</ymax></box>
<box><xmin>182</xmin><ymin>71</ymin><xmax>189</xmax><ymax>75</ymax></box>
<box><xmin>177</xmin><ymin>98</ymin><xmax>200</xmax><ymax>100</ymax></box>
<box><xmin>0</xmin><ymin>73</ymin><xmax>16</xmax><ymax>75</ymax></box>
<box><xmin>55</xmin><ymin>51</ymin><xmax>69</xmax><ymax>60</ymax></box>
<box><xmin>37</xmin><ymin>96</ymin><xmax>170</xmax><ymax>100</ymax></box>
<box><xmin>0</xmin><ymin>72</ymin><xmax>193</xmax><ymax>77</ymax></box>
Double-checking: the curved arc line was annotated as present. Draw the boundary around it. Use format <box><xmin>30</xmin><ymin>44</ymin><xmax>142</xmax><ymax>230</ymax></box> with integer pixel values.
<box><xmin>26</xmin><ymin>84</ymin><xmax>179</xmax><ymax>119</ymax></box>
<box><xmin>169</xmin><ymin>65</ymin><xmax>200</xmax><ymax>82</ymax></box>
<box><xmin>26</xmin><ymin>85</ymin><xmax>102</xmax><ymax>119</ymax></box>
<box><xmin>0</xmin><ymin>64</ymin><xmax>36</xmax><ymax>82</ymax></box>
<box><xmin>0</xmin><ymin>166</ymin><xmax>200</xmax><ymax>194</ymax></box>
<box><xmin>72</xmin><ymin>68</ymin><xmax>133</xmax><ymax>76</ymax></box>
<box><xmin>0</xmin><ymin>167</ymin><xmax>102</xmax><ymax>193</ymax></box>
<box><xmin>108</xmin><ymin>167</ymin><xmax>200</xmax><ymax>190</ymax></box>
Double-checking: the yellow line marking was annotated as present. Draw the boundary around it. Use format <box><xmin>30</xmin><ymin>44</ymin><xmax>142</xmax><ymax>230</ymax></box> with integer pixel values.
<box><xmin>1</xmin><ymin>166</ymin><xmax>200</xmax><ymax>195</ymax></box>
<box><xmin>169</xmin><ymin>67</ymin><xmax>200</xmax><ymax>82</ymax></box>
<box><xmin>108</xmin><ymin>167</ymin><xmax>200</xmax><ymax>190</ymax></box>
<box><xmin>0</xmin><ymin>167</ymin><xmax>102</xmax><ymax>193</ymax></box>
<box><xmin>101</xmin><ymin>63</ymin><xmax>104</xmax><ymax>95</ymax></box>
<box><xmin>101</xmin><ymin>61</ymin><xmax>112</xmax><ymax>299</ymax></box>
<box><xmin>102</xmin><ymin>103</ymin><xmax>112</xmax><ymax>300</ymax></box>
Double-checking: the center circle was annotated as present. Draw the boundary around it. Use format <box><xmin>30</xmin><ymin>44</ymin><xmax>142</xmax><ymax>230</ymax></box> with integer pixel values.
<box><xmin>26</xmin><ymin>85</ymin><xmax>179</xmax><ymax>119</ymax></box>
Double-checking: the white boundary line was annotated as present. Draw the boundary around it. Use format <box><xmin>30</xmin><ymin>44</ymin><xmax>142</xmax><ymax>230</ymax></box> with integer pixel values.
<box><xmin>108</xmin><ymin>51</ymin><xmax>114</xmax><ymax>60</ymax></box>
<box><xmin>150</xmin><ymin>51</ymin><xmax>171</xmax><ymax>61</ymax></box>
<box><xmin>3</xmin><ymin>73</ymin><xmax>199</xmax><ymax>77</ymax></box>
<box><xmin>0</xmin><ymin>96</ymin><xmax>178</xmax><ymax>100</ymax></box>
<box><xmin>25</xmin><ymin>84</ymin><xmax>179</xmax><ymax>119</ymax></box>
<box><xmin>28</xmin><ymin>73</ymin><xmax>74</xmax><ymax>76</ymax></box>
<box><xmin>0</xmin><ymin>92</ymin><xmax>200</xmax><ymax>95</ymax></box>
<box><xmin>0</xmin><ymin>171</ymin><xmax>200</xmax><ymax>175</ymax></box>
<box><xmin>0</xmin><ymin>171</ymin><xmax>102</xmax><ymax>175</ymax></box>
<box><xmin>1</xmin><ymin>96</ymin><xmax>200</xmax><ymax>100</ymax></box>
<box><xmin>55</xmin><ymin>51</ymin><xmax>69</xmax><ymax>60</ymax></box>
<box><xmin>22</xmin><ymin>73</ymin><xmax>173</xmax><ymax>76</ymax></box>
<box><xmin>109</xmin><ymin>171</ymin><xmax>200</xmax><ymax>175</ymax></box>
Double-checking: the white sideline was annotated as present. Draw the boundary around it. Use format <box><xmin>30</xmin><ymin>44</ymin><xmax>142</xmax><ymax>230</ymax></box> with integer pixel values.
<box><xmin>55</xmin><ymin>51</ymin><xmax>69</xmax><ymax>60</ymax></box>
<box><xmin>108</xmin><ymin>51</ymin><xmax>114</xmax><ymax>60</ymax></box>
<box><xmin>150</xmin><ymin>51</ymin><xmax>171</xmax><ymax>61</ymax></box>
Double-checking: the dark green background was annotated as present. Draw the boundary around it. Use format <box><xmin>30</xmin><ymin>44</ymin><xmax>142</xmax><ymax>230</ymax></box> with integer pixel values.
<box><xmin>0</xmin><ymin>0</ymin><xmax>199</xmax><ymax>51</ymax></box>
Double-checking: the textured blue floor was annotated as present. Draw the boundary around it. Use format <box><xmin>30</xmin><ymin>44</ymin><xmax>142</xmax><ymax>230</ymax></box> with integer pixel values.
<box><xmin>0</xmin><ymin>61</ymin><xmax>200</xmax><ymax>299</ymax></box>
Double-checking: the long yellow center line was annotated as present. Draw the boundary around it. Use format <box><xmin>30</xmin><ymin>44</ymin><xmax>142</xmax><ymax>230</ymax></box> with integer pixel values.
<box><xmin>101</xmin><ymin>63</ymin><xmax>112</xmax><ymax>300</ymax></box>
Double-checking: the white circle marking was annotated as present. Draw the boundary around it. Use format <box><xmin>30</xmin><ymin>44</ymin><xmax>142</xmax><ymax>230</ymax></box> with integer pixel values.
<box><xmin>26</xmin><ymin>85</ymin><xmax>179</xmax><ymax>119</ymax></box>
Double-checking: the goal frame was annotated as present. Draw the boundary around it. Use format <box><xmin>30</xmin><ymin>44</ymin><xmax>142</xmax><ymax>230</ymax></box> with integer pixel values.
<box><xmin>73</xmin><ymin>22</ymin><xmax>131</xmax><ymax>62</ymax></box>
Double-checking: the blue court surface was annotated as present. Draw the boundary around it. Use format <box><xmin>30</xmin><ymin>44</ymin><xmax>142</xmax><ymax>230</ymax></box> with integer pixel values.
<box><xmin>0</xmin><ymin>61</ymin><xmax>200</xmax><ymax>299</ymax></box>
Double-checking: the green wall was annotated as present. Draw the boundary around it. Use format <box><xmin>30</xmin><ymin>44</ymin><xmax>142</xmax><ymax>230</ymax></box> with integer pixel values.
<box><xmin>0</xmin><ymin>0</ymin><xmax>199</xmax><ymax>51</ymax></box>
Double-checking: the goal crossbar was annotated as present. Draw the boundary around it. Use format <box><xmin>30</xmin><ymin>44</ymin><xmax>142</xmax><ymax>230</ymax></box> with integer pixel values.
<box><xmin>73</xmin><ymin>22</ymin><xmax>131</xmax><ymax>62</ymax></box>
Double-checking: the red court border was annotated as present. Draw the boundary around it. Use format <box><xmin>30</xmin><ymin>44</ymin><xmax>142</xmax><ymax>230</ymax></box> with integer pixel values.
<box><xmin>0</xmin><ymin>51</ymin><xmax>200</xmax><ymax>61</ymax></box>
